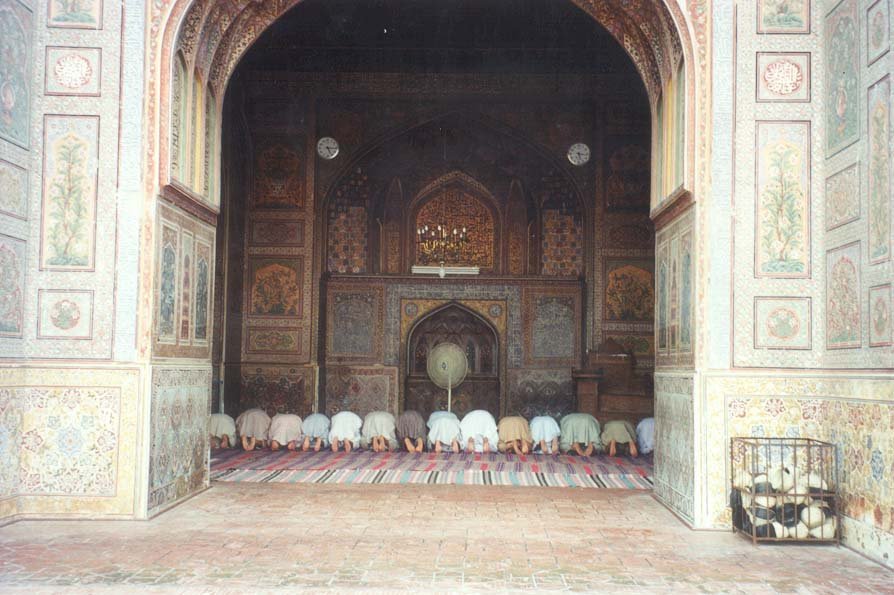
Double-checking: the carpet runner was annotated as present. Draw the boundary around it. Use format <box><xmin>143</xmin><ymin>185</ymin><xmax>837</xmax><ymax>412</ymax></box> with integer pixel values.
<box><xmin>210</xmin><ymin>449</ymin><xmax>653</xmax><ymax>489</ymax></box>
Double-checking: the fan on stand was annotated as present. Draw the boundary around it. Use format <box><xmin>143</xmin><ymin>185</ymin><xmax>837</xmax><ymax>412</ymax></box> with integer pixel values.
<box><xmin>426</xmin><ymin>342</ymin><xmax>469</xmax><ymax>413</ymax></box>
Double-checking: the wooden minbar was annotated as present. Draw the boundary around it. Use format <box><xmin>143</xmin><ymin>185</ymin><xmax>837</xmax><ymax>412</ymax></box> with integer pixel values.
<box><xmin>573</xmin><ymin>339</ymin><xmax>653</xmax><ymax>424</ymax></box>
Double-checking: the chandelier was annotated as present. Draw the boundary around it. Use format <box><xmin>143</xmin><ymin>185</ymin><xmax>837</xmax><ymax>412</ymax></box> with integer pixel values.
<box><xmin>416</xmin><ymin>224</ymin><xmax>469</xmax><ymax>265</ymax></box>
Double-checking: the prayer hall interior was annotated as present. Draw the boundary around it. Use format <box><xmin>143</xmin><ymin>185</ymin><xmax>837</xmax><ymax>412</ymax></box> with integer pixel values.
<box><xmin>214</xmin><ymin>0</ymin><xmax>659</xmax><ymax>428</ymax></box>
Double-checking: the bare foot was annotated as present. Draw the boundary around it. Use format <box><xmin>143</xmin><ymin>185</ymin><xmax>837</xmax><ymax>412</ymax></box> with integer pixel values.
<box><xmin>629</xmin><ymin>442</ymin><xmax>638</xmax><ymax>457</ymax></box>
<box><xmin>331</xmin><ymin>441</ymin><xmax>339</xmax><ymax>452</ymax></box>
<box><xmin>539</xmin><ymin>439</ymin><xmax>547</xmax><ymax>453</ymax></box>
<box><xmin>302</xmin><ymin>436</ymin><xmax>310</xmax><ymax>451</ymax></box>
<box><xmin>271</xmin><ymin>440</ymin><xmax>281</xmax><ymax>451</ymax></box>
<box><xmin>511</xmin><ymin>441</ymin><xmax>521</xmax><ymax>456</ymax></box>
<box><xmin>287</xmin><ymin>440</ymin><xmax>296</xmax><ymax>451</ymax></box>
<box><xmin>210</xmin><ymin>436</ymin><xmax>220</xmax><ymax>449</ymax></box>
<box><xmin>483</xmin><ymin>438</ymin><xmax>490</xmax><ymax>454</ymax></box>
<box><xmin>221</xmin><ymin>435</ymin><xmax>230</xmax><ymax>449</ymax></box>
<box><xmin>405</xmin><ymin>437</ymin><xmax>415</xmax><ymax>452</ymax></box>
<box><xmin>467</xmin><ymin>438</ymin><xmax>476</xmax><ymax>453</ymax></box>
<box><xmin>435</xmin><ymin>441</ymin><xmax>442</xmax><ymax>453</ymax></box>
<box><xmin>415</xmin><ymin>438</ymin><xmax>424</xmax><ymax>453</ymax></box>
<box><xmin>345</xmin><ymin>440</ymin><xmax>353</xmax><ymax>454</ymax></box>
<box><xmin>314</xmin><ymin>438</ymin><xmax>322</xmax><ymax>452</ymax></box>
<box><xmin>584</xmin><ymin>443</ymin><xmax>594</xmax><ymax>457</ymax></box>
<box><xmin>609</xmin><ymin>439</ymin><xmax>617</xmax><ymax>457</ymax></box>
<box><xmin>452</xmin><ymin>440</ymin><xmax>460</xmax><ymax>453</ymax></box>
<box><xmin>572</xmin><ymin>443</ymin><xmax>584</xmax><ymax>457</ymax></box>
<box><xmin>551</xmin><ymin>437</ymin><xmax>559</xmax><ymax>455</ymax></box>
<box><xmin>521</xmin><ymin>441</ymin><xmax>529</xmax><ymax>455</ymax></box>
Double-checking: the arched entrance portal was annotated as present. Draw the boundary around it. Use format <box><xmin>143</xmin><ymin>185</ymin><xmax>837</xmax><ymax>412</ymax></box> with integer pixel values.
<box><xmin>143</xmin><ymin>0</ymin><xmax>702</xmax><ymax>518</ymax></box>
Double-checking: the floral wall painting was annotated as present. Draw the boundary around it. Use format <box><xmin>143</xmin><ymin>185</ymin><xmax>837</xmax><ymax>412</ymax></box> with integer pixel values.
<box><xmin>248</xmin><ymin>258</ymin><xmax>303</xmax><ymax>317</ymax></box>
<box><xmin>757</xmin><ymin>0</ymin><xmax>810</xmax><ymax>33</ymax></box>
<box><xmin>869</xmin><ymin>284</ymin><xmax>892</xmax><ymax>347</ymax></box>
<box><xmin>755</xmin><ymin>121</ymin><xmax>810</xmax><ymax>278</ymax></box>
<box><xmin>37</xmin><ymin>290</ymin><xmax>93</xmax><ymax>339</ymax></box>
<box><xmin>756</xmin><ymin>53</ymin><xmax>810</xmax><ymax>102</ymax></box>
<box><xmin>47</xmin><ymin>0</ymin><xmax>102</xmax><ymax>29</ymax></box>
<box><xmin>0</xmin><ymin>234</ymin><xmax>25</xmax><ymax>337</ymax></box>
<box><xmin>251</xmin><ymin>140</ymin><xmax>304</xmax><ymax>209</ymax></box>
<box><xmin>194</xmin><ymin>241</ymin><xmax>210</xmax><ymax>342</ymax></box>
<box><xmin>0</xmin><ymin>0</ymin><xmax>33</xmax><ymax>148</ymax></box>
<box><xmin>754</xmin><ymin>297</ymin><xmax>812</xmax><ymax>350</ymax></box>
<box><xmin>826</xmin><ymin>242</ymin><xmax>862</xmax><ymax>350</ymax></box>
<box><xmin>604</xmin><ymin>259</ymin><xmax>654</xmax><ymax>322</ymax></box>
<box><xmin>657</xmin><ymin>247</ymin><xmax>668</xmax><ymax>351</ymax></box>
<box><xmin>867</xmin><ymin>76</ymin><xmax>890</xmax><ymax>264</ymax></box>
<box><xmin>249</xmin><ymin>218</ymin><xmax>304</xmax><ymax>246</ymax></box>
<box><xmin>179</xmin><ymin>233</ymin><xmax>192</xmax><ymax>342</ymax></box>
<box><xmin>825</xmin><ymin>0</ymin><xmax>860</xmax><ymax>157</ymax></box>
<box><xmin>680</xmin><ymin>231</ymin><xmax>693</xmax><ymax>351</ymax></box>
<box><xmin>157</xmin><ymin>223</ymin><xmax>179</xmax><ymax>343</ymax></box>
<box><xmin>825</xmin><ymin>163</ymin><xmax>860</xmax><ymax>231</ymax></box>
<box><xmin>246</xmin><ymin>328</ymin><xmax>301</xmax><ymax>355</ymax></box>
<box><xmin>40</xmin><ymin>115</ymin><xmax>99</xmax><ymax>271</ymax></box>
<box><xmin>0</xmin><ymin>158</ymin><xmax>27</xmax><ymax>220</ymax></box>
<box><xmin>867</xmin><ymin>0</ymin><xmax>890</xmax><ymax>65</ymax></box>
<box><xmin>45</xmin><ymin>47</ymin><xmax>101</xmax><ymax>96</ymax></box>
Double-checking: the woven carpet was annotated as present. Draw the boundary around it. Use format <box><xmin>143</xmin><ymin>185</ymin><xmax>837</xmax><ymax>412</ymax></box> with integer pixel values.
<box><xmin>210</xmin><ymin>448</ymin><xmax>653</xmax><ymax>489</ymax></box>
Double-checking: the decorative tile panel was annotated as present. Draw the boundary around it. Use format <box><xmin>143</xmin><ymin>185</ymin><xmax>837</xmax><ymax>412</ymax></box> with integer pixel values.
<box><xmin>325</xmin><ymin>366</ymin><xmax>398</xmax><ymax>419</ymax></box>
<box><xmin>826</xmin><ymin>242</ymin><xmax>862</xmax><ymax>350</ymax></box>
<box><xmin>824</xmin><ymin>0</ymin><xmax>860</xmax><ymax>157</ymax></box>
<box><xmin>47</xmin><ymin>0</ymin><xmax>102</xmax><ymax>29</ymax></box>
<box><xmin>0</xmin><ymin>0</ymin><xmax>33</xmax><ymax>149</ymax></box>
<box><xmin>44</xmin><ymin>47</ymin><xmax>101</xmax><ymax>96</ymax></box>
<box><xmin>0</xmin><ymin>234</ymin><xmax>25</xmax><ymax>338</ymax></box>
<box><xmin>37</xmin><ymin>290</ymin><xmax>93</xmax><ymax>340</ymax></box>
<box><xmin>825</xmin><ymin>163</ymin><xmax>860</xmax><ymax>231</ymax></box>
<box><xmin>756</xmin><ymin>52</ymin><xmax>810</xmax><ymax>102</ymax></box>
<box><xmin>756</xmin><ymin>0</ymin><xmax>810</xmax><ymax>34</ymax></box>
<box><xmin>866</xmin><ymin>0</ymin><xmax>890</xmax><ymax>65</ymax></box>
<box><xmin>754</xmin><ymin>297</ymin><xmax>812</xmax><ymax>350</ymax></box>
<box><xmin>869</xmin><ymin>284</ymin><xmax>892</xmax><ymax>347</ymax></box>
<box><xmin>0</xmin><ymin>158</ymin><xmax>28</xmax><ymax>220</ymax></box>
<box><xmin>867</xmin><ymin>76</ymin><xmax>890</xmax><ymax>265</ymax></box>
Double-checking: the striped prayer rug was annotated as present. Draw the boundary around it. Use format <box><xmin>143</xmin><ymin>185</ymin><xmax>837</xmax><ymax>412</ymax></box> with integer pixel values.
<box><xmin>210</xmin><ymin>449</ymin><xmax>653</xmax><ymax>489</ymax></box>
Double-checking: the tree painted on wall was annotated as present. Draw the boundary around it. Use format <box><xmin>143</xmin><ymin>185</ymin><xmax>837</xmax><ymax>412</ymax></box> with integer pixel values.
<box><xmin>759</xmin><ymin>141</ymin><xmax>805</xmax><ymax>275</ymax></box>
<box><xmin>46</xmin><ymin>134</ymin><xmax>90</xmax><ymax>267</ymax></box>
<box><xmin>51</xmin><ymin>0</ymin><xmax>96</xmax><ymax>24</ymax></box>
<box><xmin>869</xmin><ymin>97</ymin><xmax>890</xmax><ymax>263</ymax></box>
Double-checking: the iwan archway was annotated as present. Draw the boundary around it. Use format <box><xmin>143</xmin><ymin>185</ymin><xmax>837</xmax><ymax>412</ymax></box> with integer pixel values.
<box><xmin>141</xmin><ymin>0</ymin><xmax>704</xmax><ymax>520</ymax></box>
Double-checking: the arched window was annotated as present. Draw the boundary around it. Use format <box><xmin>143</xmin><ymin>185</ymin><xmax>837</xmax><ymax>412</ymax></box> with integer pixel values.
<box><xmin>171</xmin><ymin>53</ymin><xmax>188</xmax><ymax>182</ymax></box>
<box><xmin>190</xmin><ymin>70</ymin><xmax>205</xmax><ymax>191</ymax></box>
<box><xmin>204</xmin><ymin>90</ymin><xmax>216</xmax><ymax>202</ymax></box>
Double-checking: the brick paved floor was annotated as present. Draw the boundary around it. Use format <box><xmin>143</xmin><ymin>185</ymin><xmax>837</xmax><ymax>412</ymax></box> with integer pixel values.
<box><xmin>0</xmin><ymin>482</ymin><xmax>891</xmax><ymax>593</ymax></box>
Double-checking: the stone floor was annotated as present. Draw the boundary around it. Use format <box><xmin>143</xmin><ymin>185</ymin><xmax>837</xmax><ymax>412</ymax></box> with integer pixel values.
<box><xmin>0</xmin><ymin>483</ymin><xmax>891</xmax><ymax>593</ymax></box>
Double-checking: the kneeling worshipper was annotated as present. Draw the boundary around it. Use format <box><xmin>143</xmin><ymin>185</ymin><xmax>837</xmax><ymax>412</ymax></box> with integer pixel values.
<box><xmin>636</xmin><ymin>417</ymin><xmax>654</xmax><ymax>455</ymax></box>
<box><xmin>497</xmin><ymin>415</ymin><xmax>534</xmax><ymax>455</ymax></box>
<box><xmin>301</xmin><ymin>412</ymin><xmax>330</xmax><ymax>451</ymax></box>
<box><xmin>559</xmin><ymin>413</ymin><xmax>601</xmax><ymax>456</ymax></box>
<box><xmin>460</xmin><ymin>409</ymin><xmax>499</xmax><ymax>454</ymax></box>
<box><xmin>396</xmin><ymin>410</ymin><xmax>427</xmax><ymax>453</ymax></box>
<box><xmin>208</xmin><ymin>413</ymin><xmax>237</xmax><ymax>449</ymax></box>
<box><xmin>361</xmin><ymin>411</ymin><xmax>398</xmax><ymax>452</ymax></box>
<box><xmin>428</xmin><ymin>411</ymin><xmax>462</xmax><ymax>453</ymax></box>
<box><xmin>235</xmin><ymin>407</ymin><xmax>271</xmax><ymax>451</ymax></box>
<box><xmin>269</xmin><ymin>412</ymin><xmax>303</xmax><ymax>451</ymax></box>
<box><xmin>329</xmin><ymin>410</ymin><xmax>363</xmax><ymax>453</ymax></box>
<box><xmin>529</xmin><ymin>415</ymin><xmax>561</xmax><ymax>455</ymax></box>
<box><xmin>602</xmin><ymin>419</ymin><xmax>639</xmax><ymax>457</ymax></box>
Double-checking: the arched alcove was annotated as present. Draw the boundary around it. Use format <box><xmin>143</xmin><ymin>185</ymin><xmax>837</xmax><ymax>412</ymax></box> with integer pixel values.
<box><xmin>405</xmin><ymin>303</ymin><xmax>500</xmax><ymax>420</ymax></box>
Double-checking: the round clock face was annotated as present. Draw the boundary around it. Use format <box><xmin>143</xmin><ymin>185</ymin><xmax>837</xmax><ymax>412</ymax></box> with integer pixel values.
<box><xmin>316</xmin><ymin>137</ymin><xmax>340</xmax><ymax>160</ymax></box>
<box><xmin>567</xmin><ymin>142</ymin><xmax>591</xmax><ymax>166</ymax></box>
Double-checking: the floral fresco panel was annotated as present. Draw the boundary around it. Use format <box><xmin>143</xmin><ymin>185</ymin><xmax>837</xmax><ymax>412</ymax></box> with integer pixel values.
<box><xmin>0</xmin><ymin>158</ymin><xmax>27</xmax><ymax>219</ymax></box>
<box><xmin>757</xmin><ymin>0</ymin><xmax>810</xmax><ymax>33</ymax></box>
<box><xmin>867</xmin><ymin>76</ymin><xmax>890</xmax><ymax>264</ymax></box>
<box><xmin>157</xmin><ymin>223</ymin><xmax>179</xmax><ymax>342</ymax></box>
<box><xmin>0</xmin><ymin>234</ymin><xmax>24</xmax><ymax>337</ymax></box>
<box><xmin>248</xmin><ymin>257</ymin><xmax>303</xmax><ymax>317</ymax></box>
<box><xmin>826</xmin><ymin>242</ymin><xmax>862</xmax><ymax>349</ymax></box>
<box><xmin>825</xmin><ymin>0</ymin><xmax>860</xmax><ymax>157</ymax></box>
<box><xmin>867</xmin><ymin>0</ymin><xmax>890</xmax><ymax>65</ymax></box>
<box><xmin>40</xmin><ymin>115</ymin><xmax>99</xmax><ymax>270</ymax></box>
<box><xmin>825</xmin><ymin>163</ymin><xmax>860</xmax><ymax>231</ymax></box>
<box><xmin>755</xmin><ymin>121</ymin><xmax>810</xmax><ymax>277</ymax></box>
<box><xmin>19</xmin><ymin>386</ymin><xmax>120</xmax><ymax>496</ymax></box>
<box><xmin>604</xmin><ymin>259</ymin><xmax>654</xmax><ymax>322</ymax></box>
<box><xmin>47</xmin><ymin>0</ymin><xmax>101</xmax><ymax>28</ymax></box>
<box><xmin>0</xmin><ymin>0</ymin><xmax>32</xmax><ymax>148</ymax></box>
<box><xmin>754</xmin><ymin>297</ymin><xmax>812</xmax><ymax>350</ymax></box>
<box><xmin>869</xmin><ymin>284</ymin><xmax>892</xmax><ymax>347</ymax></box>
<box><xmin>37</xmin><ymin>290</ymin><xmax>93</xmax><ymax>339</ymax></box>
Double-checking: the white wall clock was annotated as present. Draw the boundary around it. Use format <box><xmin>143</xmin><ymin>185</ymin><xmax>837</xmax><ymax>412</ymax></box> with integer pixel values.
<box><xmin>316</xmin><ymin>137</ymin><xmax>340</xmax><ymax>160</ymax></box>
<box><xmin>567</xmin><ymin>142</ymin><xmax>590</xmax><ymax>166</ymax></box>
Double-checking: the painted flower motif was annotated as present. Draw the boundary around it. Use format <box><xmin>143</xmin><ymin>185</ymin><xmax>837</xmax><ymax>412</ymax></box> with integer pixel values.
<box><xmin>847</xmin><ymin>445</ymin><xmax>865</xmax><ymax>470</ymax></box>
<box><xmin>800</xmin><ymin>399</ymin><xmax>822</xmax><ymax>421</ymax></box>
<box><xmin>55</xmin><ymin>425</ymin><xmax>83</xmax><ymax>457</ymax></box>
<box><xmin>49</xmin><ymin>298</ymin><xmax>81</xmax><ymax>330</ymax></box>
<box><xmin>848</xmin><ymin>404</ymin><xmax>865</xmax><ymax>427</ymax></box>
<box><xmin>53</xmin><ymin>53</ymin><xmax>93</xmax><ymax>90</ymax></box>
<box><xmin>95</xmin><ymin>429</ymin><xmax>117</xmax><ymax>453</ymax></box>
<box><xmin>728</xmin><ymin>398</ymin><xmax>747</xmax><ymax>418</ymax></box>
<box><xmin>750</xmin><ymin>424</ymin><xmax>766</xmax><ymax>437</ymax></box>
<box><xmin>766</xmin><ymin>307</ymin><xmax>800</xmax><ymax>340</ymax></box>
<box><xmin>763</xmin><ymin>398</ymin><xmax>786</xmax><ymax>417</ymax></box>
<box><xmin>871</xmin><ymin>9</ymin><xmax>886</xmax><ymax>50</ymax></box>
<box><xmin>21</xmin><ymin>429</ymin><xmax>44</xmax><ymax>452</ymax></box>
<box><xmin>871</xmin><ymin>295</ymin><xmax>889</xmax><ymax>337</ymax></box>
<box><xmin>870</xmin><ymin>449</ymin><xmax>885</xmax><ymax>482</ymax></box>
<box><xmin>763</xmin><ymin>59</ymin><xmax>803</xmax><ymax>96</ymax></box>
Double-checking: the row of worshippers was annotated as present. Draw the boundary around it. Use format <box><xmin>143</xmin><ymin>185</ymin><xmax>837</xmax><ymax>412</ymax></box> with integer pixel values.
<box><xmin>210</xmin><ymin>409</ymin><xmax>655</xmax><ymax>457</ymax></box>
